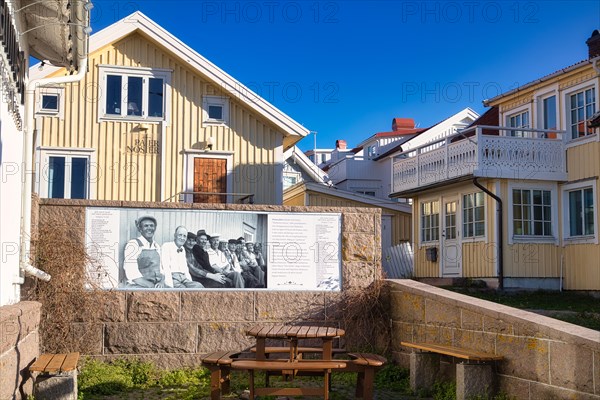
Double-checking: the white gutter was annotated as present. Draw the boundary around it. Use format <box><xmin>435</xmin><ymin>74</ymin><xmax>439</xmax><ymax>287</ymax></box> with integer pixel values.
<box><xmin>19</xmin><ymin>58</ymin><xmax>89</xmax><ymax>283</ymax></box>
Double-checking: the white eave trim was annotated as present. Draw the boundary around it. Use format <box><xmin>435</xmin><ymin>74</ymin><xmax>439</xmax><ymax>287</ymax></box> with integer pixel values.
<box><xmin>30</xmin><ymin>11</ymin><xmax>309</xmax><ymax>139</ymax></box>
<box><xmin>285</xmin><ymin>146</ymin><xmax>329</xmax><ymax>184</ymax></box>
<box><xmin>301</xmin><ymin>182</ymin><xmax>412</xmax><ymax>213</ymax></box>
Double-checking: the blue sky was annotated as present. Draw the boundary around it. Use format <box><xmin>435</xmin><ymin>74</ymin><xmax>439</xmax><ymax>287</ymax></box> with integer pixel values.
<box><xmin>89</xmin><ymin>1</ymin><xmax>600</xmax><ymax>152</ymax></box>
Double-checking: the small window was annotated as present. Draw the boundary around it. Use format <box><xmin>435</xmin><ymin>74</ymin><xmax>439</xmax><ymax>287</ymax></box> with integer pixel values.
<box><xmin>36</xmin><ymin>88</ymin><xmax>64</xmax><ymax>116</ymax></box>
<box><xmin>463</xmin><ymin>192</ymin><xmax>485</xmax><ymax>237</ymax></box>
<box><xmin>41</xmin><ymin>94</ymin><xmax>58</xmax><ymax>111</ymax></box>
<box><xmin>208</xmin><ymin>105</ymin><xmax>223</xmax><ymax>120</ymax></box>
<box><xmin>421</xmin><ymin>200</ymin><xmax>440</xmax><ymax>242</ymax></box>
<box><xmin>203</xmin><ymin>96</ymin><xmax>230</xmax><ymax>125</ymax></box>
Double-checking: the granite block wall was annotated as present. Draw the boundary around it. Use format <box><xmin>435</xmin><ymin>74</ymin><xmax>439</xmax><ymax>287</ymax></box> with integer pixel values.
<box><xmin>0</xmin><ymin>302</ymin><xmax>41</xmax><ymax>400</ymax></box>
<box><xmin>34</xmin><ymin>200</ymin><xmax>382</xmax><ymax>367</ymax></box>
<box><xmin>389</xmin><ymin>279</ymin><xmax>600</xmax><ymax>399</ymax></box>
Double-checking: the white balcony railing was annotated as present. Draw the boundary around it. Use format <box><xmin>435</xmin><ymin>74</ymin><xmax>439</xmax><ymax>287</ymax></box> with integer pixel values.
<box><xmin>391</xmin><ymin>126</ymin><xmax>567</xmax><ymax>194</ymax></box>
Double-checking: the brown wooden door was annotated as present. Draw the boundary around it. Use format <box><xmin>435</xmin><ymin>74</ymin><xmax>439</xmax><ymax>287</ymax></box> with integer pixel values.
<box><xmin>193</xmin><ymin>158</ymin><xmax>227</xmax><ymax>203</ymax></box>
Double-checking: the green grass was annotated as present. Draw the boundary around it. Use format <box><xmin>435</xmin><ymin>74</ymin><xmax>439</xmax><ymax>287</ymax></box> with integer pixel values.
<box><xmin>77</xmin><ymin>357</ymin><xmax>413</xmax><ymax>399</ymax></box>
<box><xmin>449</xmin><ymin>288</ymin><xmax>600</xmax><ymax>331</ymax></box>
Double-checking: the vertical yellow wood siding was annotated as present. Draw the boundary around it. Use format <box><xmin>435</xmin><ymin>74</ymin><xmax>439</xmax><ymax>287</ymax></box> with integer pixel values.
<box><xmin>412</xmin><ymin>180</ymin><xmax>498</xmax><ymax>278</ymax></box>
<box><xmin>304</xmin><ymin>192</ymin><xmax>411</xmax><ymax>244</ymax></box>
<box><xmin>39</xmin><ymin>33</ymin><xmax>284</xmax><ymax>204</ymax></box>
<box><xmin>566</xmin><ymin>141</ymin><xmax>600</xmax><ymax>181</ymax></box>
<box><xmin>563</xmin><ymin>244</ymin><xmax>600</xmax><ymax>290</ymax></box>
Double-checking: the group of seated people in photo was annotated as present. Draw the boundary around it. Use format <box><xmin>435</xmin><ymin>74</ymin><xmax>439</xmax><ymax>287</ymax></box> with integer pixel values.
<box><xmin>122</xmin><ymin>215</ymin><xmax>266</xmax><ymax>289</ymax></box>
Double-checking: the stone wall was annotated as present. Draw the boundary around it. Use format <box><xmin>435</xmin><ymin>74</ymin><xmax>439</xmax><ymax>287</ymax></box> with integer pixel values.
<box><xmin>36</xmin><ymin>200</ymin><xmax>382</xmax><ymax>367</ymax></box>
<box><xmin>0</xmin><ymin>302</ymin><xmax>41</xmax><ymax>400</ymax></box>
<box><xmin>389</xmin><ymin>279</ymin><xmax>600</xmax><ymax>399</ymax></box>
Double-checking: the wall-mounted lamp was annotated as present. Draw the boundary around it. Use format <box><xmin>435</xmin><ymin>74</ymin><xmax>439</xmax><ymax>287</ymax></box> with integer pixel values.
<box><xmin>137</xmin><ymin>123</ymin><xmax>149</xmax><ymax>131</ymax></box>
<box><xmin>206</xmin><ymin>136</ymin><xmax>215</xmax><ymax>150</ymax></box>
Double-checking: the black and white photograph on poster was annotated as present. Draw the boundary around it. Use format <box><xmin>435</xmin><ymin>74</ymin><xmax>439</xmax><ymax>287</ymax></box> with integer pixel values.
<box><xmin>85</xmin><ymin>208</ymin><xmax>341</xmax><ymax>291</ymax></box>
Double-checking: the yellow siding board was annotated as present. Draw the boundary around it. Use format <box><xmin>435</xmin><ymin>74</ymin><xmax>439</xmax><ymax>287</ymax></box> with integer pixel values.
<box><xmin>564</xmin><ymin>244</ymin><xmax>600</xmax><ymax>290</ymax></box>
<box><xmin>303</xmin><ymin>190</ymin><xmax>410</xmax><ymax>244</ymax></box>
<box><xmin>38</xmin><ymin>32</ymin><xmax>285</xmax><ymax>204</ymax></box>
<box><xmin>567</xmin><ymin>142</ymin><xmax>600</xmax><ymax>181</ymax></box>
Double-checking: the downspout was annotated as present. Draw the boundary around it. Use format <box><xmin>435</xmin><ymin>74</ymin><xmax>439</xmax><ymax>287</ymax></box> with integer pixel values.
<box><xmin>20</xmin><ymin>55</ymin><xmax>89</xmax><ymax>283</ymax></box>
<box><xmin>473</xmin><ymin>177</ymin><xmax>503</xmax><ymax>290</ymax></box>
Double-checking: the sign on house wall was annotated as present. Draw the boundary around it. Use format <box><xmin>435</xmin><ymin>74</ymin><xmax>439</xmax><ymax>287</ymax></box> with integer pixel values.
<box><xmin>85</xmin><ymin>208</ymin><xmax>341</xmax><ymax>291</ymax></box>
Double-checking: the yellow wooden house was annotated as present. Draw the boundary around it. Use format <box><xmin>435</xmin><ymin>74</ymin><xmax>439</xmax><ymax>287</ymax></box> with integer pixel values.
<box><xmin>390</xmin><ymin>30</ymin><xmax>600</xmax><ymax>290</ymax></box>
<box><xmin>29</xmin><ymin>11</ymin><xmax>308</xmax><ymax>205</ymax></box>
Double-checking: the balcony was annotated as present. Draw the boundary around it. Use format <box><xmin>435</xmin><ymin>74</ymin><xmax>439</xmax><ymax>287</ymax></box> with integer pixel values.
<box><xmin>327</xmin><ymin>156</ymin><xmax>379</xmax><ymax>183</ymax></box>
<box><xmin>391</xmin><ymin>126</ymin><xmax>567</xmax><ymax>196</ymax></box>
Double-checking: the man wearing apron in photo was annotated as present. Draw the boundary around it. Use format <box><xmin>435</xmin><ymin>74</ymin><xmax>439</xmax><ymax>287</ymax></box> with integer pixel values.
<box><xmin>122</xmin><ymin>215</ymin><xmax>173</xmax><ymax>288</ymax></box>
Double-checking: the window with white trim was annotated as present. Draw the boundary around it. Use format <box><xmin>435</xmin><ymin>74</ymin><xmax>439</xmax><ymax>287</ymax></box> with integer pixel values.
<box><xmin>40</xmin><ymin>150</ymin><xmax>95</xmax><ymax>199</ymax></box>
<box><xmin>506</xmin><ymin>110</ymin><xmax>529</xmax><ymax>137</ymax></box>
<box><xmin>512</xmin><ymin>189</ymin><xmax>552</xmax><ymax>236</ymax></box>
<box><xmin>99</xmin><ymin>66</ymin><xmax>170</xmax><ymax>121</ymax></box>
<box><xmin>569</xmin><ymin>87</ymin><xmax>595</xmax><ymax>139</ymax></box>
<box><xmin>568</xmin><ymin>187</ymin><xmax>595</xmax><ymax>237</ymax></box>
<box><xmin>202</xmin><ymin>95</ymin><xmax>230</xmax><ymax>125</ymax></box>
<box><xmin>421</xmin><ymin>200</ymin><xmax>439</xmax><ymax>242</ymax></box>
<box><xmin>463</xmin><ymin>192</ymin><xmax>485</xmax><ymax>237</ymax></box>
<box><xmin>35</xmin><ymin>87</ymin><xmax>64</xmax><ymax>117</ymax></box>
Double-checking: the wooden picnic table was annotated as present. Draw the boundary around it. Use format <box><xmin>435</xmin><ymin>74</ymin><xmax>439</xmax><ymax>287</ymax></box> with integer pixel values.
<box><xmin>238</xmin><ymin>324</ymin><xmax>347</xmax><ymax>399</ymax></box>
<box><xmin>245</xmin><ymin>324</ymin><xmax>345</xmax><ymax>362</ymax></box>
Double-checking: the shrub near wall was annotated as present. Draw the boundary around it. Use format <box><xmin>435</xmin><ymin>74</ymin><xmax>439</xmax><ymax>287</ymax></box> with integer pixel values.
<box><xmin>388</xmin><ymin>279</ymin><xmax>600</xmax><ymax>399</ymax></box>
<box><xmin>32</xmin><ymin>200</ymin><xmax>384</xmax><ymax>368</ymax></box>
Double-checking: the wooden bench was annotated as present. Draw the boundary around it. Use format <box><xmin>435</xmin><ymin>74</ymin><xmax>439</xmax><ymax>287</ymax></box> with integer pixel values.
<box><xmin>401</xmin><ymin>342</ymin><xmax>503</xmax><ymax>400</ymax></box>
<box><xmin>249</xmin><ymin>346</ymin><xmax>346</xmax><ymax>356</ymax></box>
<box><xmin>344</xmin><ymin>353</ymin><xmax>387</xmax><ymax>400</ymax></box>
<box><xmin>245</xmin><ymin>351</ymin><xmax>385</xmax><ymax>400</ymax></box>
<box><xmin>29</xmin><ymin>353</ymin><xmax>80</xmax><ymax>400</ymax></box>
<box><xmin>231</xmin><ymin>359</ymin><xmax>347</xmax><ymax>400</ymax></box>
<box><xmin>199</xmin><ymin>351</ymin><xmax>240</xmax><ymax>400</ymax></box>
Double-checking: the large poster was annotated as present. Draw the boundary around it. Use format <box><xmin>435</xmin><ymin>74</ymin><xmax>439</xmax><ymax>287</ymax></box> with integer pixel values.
<box><xmin>85</xmin><ymin>208</ymin><xmax>341</xmax><ymax>291</ymax></box>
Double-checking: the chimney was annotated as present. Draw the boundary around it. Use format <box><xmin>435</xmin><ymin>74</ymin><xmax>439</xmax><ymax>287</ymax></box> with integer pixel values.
<box><xmin>335</xmin><ymin>139</ymin><xmax>347</xmax><ymax>150</ymax></box>
<box><xmin>392</xmin><ymin>118</ymin><xmax>416</xmax><ymax>132</ymax></box>
<box><xmin>586</xmin><ymin>29</ymin><xmax>600</xmax><ymax>59</ymax></box>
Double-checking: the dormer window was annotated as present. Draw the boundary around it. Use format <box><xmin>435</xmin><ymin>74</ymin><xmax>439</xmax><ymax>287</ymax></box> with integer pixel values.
<box><xmin>99</xmin><ymin>65</ymin><xmax>171</xmax><ymax>123</ymax></box>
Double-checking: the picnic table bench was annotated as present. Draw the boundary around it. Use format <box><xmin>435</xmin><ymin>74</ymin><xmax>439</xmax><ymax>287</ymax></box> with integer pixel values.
<box><xmin>29</xmin><ymin>352</ymin><xmax>80</xmax><ymax>400</ymax></box>
<box><xmin>201</xmin><ymin>349</ymin><xmax>386</xmax><ymax>400</ymax></box>
<box><xmin>231</xmin><ymin>359</ymin><xmax>347</xmax><ymax>399</ymax></box>
<box><xmin>401</xmin><ymin>341</ymin><xmax>503</xmax><ymax>400</ymax></box>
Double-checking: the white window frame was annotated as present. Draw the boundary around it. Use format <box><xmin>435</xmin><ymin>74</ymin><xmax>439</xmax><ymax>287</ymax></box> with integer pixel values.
<box><xmin>562</xmin><ymin>180</ymin><xmax>598</xmax><ymax>245</ymax></box>
<box><xmin>507</xmin><ymin>181</ymin><xmax>558</xmax><ymax>245</ymax></box>
<box><xmin>35</xmin><ymin>87</ymin><xmax>64</xmax><ymax>118</ymax></box>
<box><xmin>202</xmin><ymin>95</ymin><xmax>230</xmax><ymax>125</ymax></box>
<box><xmin>182</xmin><ymin>150</ymin><xmax>234</xmax><ymax>203</ymax></box>
<box><xmin>462</xmin><ymin>192</ymin><xmax>486</xmax><ymax>239</ymax></box>
<box><xmin>564</xmin><ymin>80</ymin><xmax>598</xmax><ymax>146</ymax></box>
<box><xmin>420</xmin><ymin>199</ymin><xmax>440</xmax><ymax>245</ymax></box>
<box><xmin>535</xmin><ymin>86</ymin><xmax>559</xmax><ymax>133</ymax></box>
<box><xmin>504</xmin><ymin>104</ymin><xmax>531</xmax><ymax>137</ymax></box>
<box><xmin>98</xmin><ymin>65</ymin><xmax>171</xmax><ymax>124</ymax></box>
<box><xmin>283</xmin><ymin>170</ymin><xmax>301</xmax><ymax>189</ymax></box>
<box><xmin>36</xmin><ymin>147</ymin><xmax>97</xmax><ymax>200</ymax></box>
